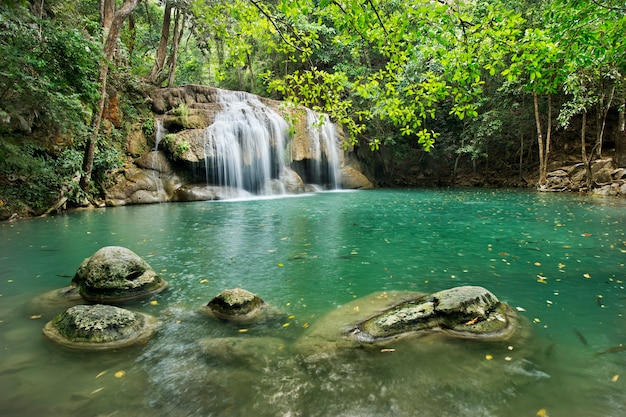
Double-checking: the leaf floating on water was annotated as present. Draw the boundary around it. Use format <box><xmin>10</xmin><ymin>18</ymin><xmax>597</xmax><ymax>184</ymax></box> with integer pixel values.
<box><xmin>533</xmin><ymin>318</ymin><xmax>541</xmax><ymax>323</ymax></box>
<box><xmin>288</xmin><ymin>315</ymin><xmax>295</xmax><ymax>319</ymax></box>
<box><xmin>515</xmin><ymin>306</ymin><xmax>526</xmax><ymax>312</ymax></box>
<box><xmin>150</xmin><ymin>300</ymin><xmax>158</xmax><ymax>306</ymax></box>
<box><xmin>91</xmin><ymin>387</ymin><xmax>104</xmax><ymax>395</ymax></box>
<box><xmin>611</xmin><ymin>374</ymin><xmax>619</xmax><ymax>382</ymax></box>
<box><xmin>380</xmin><ymin>348</ymin><xmax>395</xmax><ymax>353</ymax></box>
<box><xmin>536</xmin><ymin>408</ymin><xmax>549</xmax><ymax>417</ymax></box>
<box><xmin>485</xmin><ymin>354</ymin><xmax>493</xmax><ymax>360</ymax></box>
<box><xmin>558</xmin><ymin>263</ymin><xmax>566</xmax><ymax>269</ymax></box>
<box><xmin>534</xmin><ymin>262</ymin><xmax>541</xmax><ymax>266</ymax></box>
<box><xmin>302</xmin><ymin>322</ymin><xmax>309</xmax><ymax>328</ymax></box>
<box><xmin>562</xmin><ymin>245</ymin><xmax>571</xmax><ymax>249</ymax></box>
<box><xmin>238</xmin><ymin>328</ymin><xmax>248</xmax><ymax>333</ymax></box>
<box><xmin>583</xmin><ymin>273</ymin><xmax>591</xmax><ymax>279</ymax></box>
<box><xmin>114</xmin><ymin>370</ymin><xmax>126</xmax><ymax>378</ymax></box>
<box><xmin>199</xmin><ymin>279</ymin><xmax>209</xmax><ymax>283</ymax></box>
<box><xmin>536</xmin><ymin>276</ymin><xmax>547</xmax><ymax>284</ymax></box>
<box><xmin>29</xmin><ymin>314</ymin><xmax>42</xmax><ymax>319</ymax></box>
<box><xmin>280</xmin><ymin>237</ymin><xmax>288</xmax><ymax>241</ymax></box>
<box><xmin>277</xmin><ymin>263</ymin><xmax>284</xmax><ymax>267</ymax></box>
<box><xmin>581</xmin><ymin>233</ymin><xmax>592</xmax><ymax>237</ymax></box>
<box><xmin>95</xmin><ymin>371</ymin><xmax>107</xmax><ymax>379</ymax></box>
<box><xmin>282</xmin><ymin>322</ymin><xmax>290</xmax><ymax>327</ymax></box>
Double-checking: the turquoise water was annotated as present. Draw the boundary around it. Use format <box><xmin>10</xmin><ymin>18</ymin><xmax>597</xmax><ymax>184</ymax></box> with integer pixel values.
<box><xmin>0</xmin><ymin>189</ymin><xmax>625</xmax><ymax>416</ymax></box>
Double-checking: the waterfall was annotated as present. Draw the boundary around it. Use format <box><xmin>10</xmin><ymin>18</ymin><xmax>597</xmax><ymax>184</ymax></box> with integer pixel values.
<box><xmin>201</xmin><ymin>89</ymin><xmax>341</xmax><ymax>196</ymax></box>
<box><xmin>203</xmin><ymin>90</ymin><xmax>289</xmax><ymax>195</ymax></box>
<box><xmin>305</xmin><ymin>109</ymin><xmax>341</xmax><ymax>189</ymax></box>
<box><xmin>154</xmin><ymin>118</ymin><xmax>165</xmax><ymax>151</ymax></box>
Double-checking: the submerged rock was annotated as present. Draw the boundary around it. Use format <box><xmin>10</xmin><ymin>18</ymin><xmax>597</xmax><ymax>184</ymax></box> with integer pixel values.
<box><xmin>205</xmin><ymin>288</ymin><xmax>268</xmax><ymax>323</ymax></box>
<box><xmin>349</xmin><ymin>286</ymin><xmax>519</xmax><ymax>342</ymax></box>
<box><xmin>74</xmin><ymin>246</ymin><xmax>168</xmax><ymax>302</ymax></box>
<box><xmin>43</xmin><ymin>304</ymin><xmax>158</xmax><ymax>351</ymax></box>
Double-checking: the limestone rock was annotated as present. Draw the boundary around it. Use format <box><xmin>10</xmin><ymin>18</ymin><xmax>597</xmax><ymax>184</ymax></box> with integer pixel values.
<box><xmin>75</xmin><ymin>246</ymin><xmax>168</xmax><ymax>302</ymax></box>
<box><xmin>349</xmin><ymin>286</ymin><xmax>519</xmax><ymax>342</ymax></box>
<box><xmin>43</xmin><ymin>304</ymin><xmax>158</xmax><ymax>351</ymax></box>
<box><xmin>340</xmin><ymin>165</ymin><xmax>374</xmax><ymax>189</ymax></box>
<box><xmin>206</xmin><ymin>288</ymin><xmax>266</xmax><ymax>323</ymax></box>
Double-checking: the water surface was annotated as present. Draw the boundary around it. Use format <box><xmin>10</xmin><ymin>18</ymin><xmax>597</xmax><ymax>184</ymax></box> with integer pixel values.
<box><xmin>1</xmin><ymin>189</ymin><xmax>625</xmax><ymax>416</ymax></box>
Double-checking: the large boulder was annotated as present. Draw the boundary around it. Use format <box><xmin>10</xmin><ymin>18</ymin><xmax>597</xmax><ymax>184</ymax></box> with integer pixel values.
<box><xmin>349</xmin><ymin>286</ymin><xmax>519</xmax><ymax>342</ymax></box>
<box><xmin>74</xmin><ymin>246</ymin><xmax>168</xmax><ymax>302</ymax></box>
<box><xmin>43</xmin><ymin>304</ymin><xmax>158</xmax><ymax>351</ymax></box>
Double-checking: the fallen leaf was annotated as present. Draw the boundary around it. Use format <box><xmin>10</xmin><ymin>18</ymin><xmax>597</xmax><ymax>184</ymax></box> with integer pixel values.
<box><xmin>536</xmin><ymin>276</ymin><xmax>547</xmax><ymax>284</ymax></box>
<box><xmin>238</xmin><ymin>329</ymin><xmax>249</xmax><ymax>333</ymax></box>
<box><xmin>562</xmin><ymin>245</ymin><xmax>571</xmax><ymax>249</ymax></box>
<box><xmin>536</xmin><ymin>408</ymin><xmax>549</xmax><ymax>417</ymax></box>
<box><xmin>114</xmin><ymin>370</ymin><xmax>126</xmax><ymax>378</ymax></box>
<box><xmin>277</xmin><ymin>262</ymin><xmax>284</xmax><ymax>267</ymax></box>
<box><xmin>558</xmin><ymin>263</ymin><xmax>565</xmax><ymax>269</ymax></box>
<box><xmin>515</xmin><ymin>306</ymin><xmax>526</xmax><ymax>312</ymax></box>
<box><xmin>29</xmin><ymin>314</ymin><xmax>42</xmax><ymax>319</ymax></box>
<box><xmin>380</xmin><ymin>348</ymin><xmax>395</xmax><ymax>353</ymax></box>
<box><xmin>534</xmin><ymin>262</ymin><xmax>541</xmax><ymax>266</ymax></box>
<box><xmin>95</xmin><ymin>371</ymin><xmax>107</xmax><ymax>379</ymax></box>
<box><xmin>583</xmin><ymin>273</ymin><xmax>591</xmax><ymax>279</ymax></box>
<box><xmin>199</xmin><ymin>279</ymin><xmax>209</xmax><ymax>283</ymax></box>
<box><xmin>91</xmin><ymin>387</ymin><xmax>104</xmax><ymax>395</ymax></box>
<box><xmin>282</xmin><ymin>322</ymin><xmax>290</xmax><ymax>327</ymax></box>
<box><xmin>581</xmin><ymin>233</ymin><xmax>592</xmax><ymax>237</ymax></box>
<box><xmin>485</xmin><ymin>354</ymin><xmax>493</xmax><ymax>360</ymax></box>
<box><xmin>465</xmin><ymin>317</ymin><xmax>479</xmax><ymax>325</ymax></box>
<box><xmin>611</xmin><ymin>374</ymin><xmax>619</xmax><ymax>382</ymax></box>
<box><xmin>149</xmin><ymin>300</ymin><xmax>158</xmax><ymax>306</ymax></box>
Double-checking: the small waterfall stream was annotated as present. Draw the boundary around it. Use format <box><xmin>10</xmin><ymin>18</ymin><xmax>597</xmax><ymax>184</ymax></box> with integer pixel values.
<box><xmin>202</xmin><ymin>89</ymin><xmax>341</xmax><ymax>195</ymax></box>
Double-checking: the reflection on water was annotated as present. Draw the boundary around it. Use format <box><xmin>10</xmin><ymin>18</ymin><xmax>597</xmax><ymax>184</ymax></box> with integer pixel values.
<box><xmin>1</xmin><ymin>189</ymin><xmax>625</xmax><ymax>416</ymax></box>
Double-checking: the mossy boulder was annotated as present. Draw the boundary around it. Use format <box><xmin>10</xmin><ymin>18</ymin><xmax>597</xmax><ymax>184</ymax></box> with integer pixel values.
<box><xmin>43</xmin><ymin>304</ymin><xmax>158</xmax><ymax>351</ymax></box>
<box><xmin>349</xmin><ymin>286</ymin><xmax>519</xmax><ymax>342</ymax></box>
<box><xmin>205</xmin><ymin>288</ymin><xmax>267</xmax><ymax>323</ymax></box>
<box><xmin>74</xmin><ymin>246</ymin><xmax>168</xmax><ymax>302</ymax></box>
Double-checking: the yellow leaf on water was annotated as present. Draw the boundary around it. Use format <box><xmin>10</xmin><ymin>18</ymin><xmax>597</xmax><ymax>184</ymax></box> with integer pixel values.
<box><xmin>199</xmin><ymin>279</ymin><xmax>209</xmax><ymax>283</ymax></box>
<box><xmin>95</xmin><ymin>371</ymin><xmax>107</xmax><ymax>379</ymax></box>
<box><xmin>238</xmin><ymin>328</ymin><xmax>248</xmax><ymax>333</ymax></box>
<box><xmin>558</xmin><ymin>263</ymin><xmax>565</xmax><ymax>269</ymax></box>
<box><xmin>114</xmin><ymin>370</ymin><xmax>126</xmax><ymax>378</ymax></box>
<box><xmin>485</xmin><ymin>354</ymin><xmax>493</xmax><ymax>360</ymax></box>
<box><xmin>534</xmin><ymin>262</ymin><xmax>541</xmax><ymax>266</ymax></box>
<box><xmin>302</xmin><ymin>322</ymin><xmax>309</xmax><ymax>328</ymax></box>
<box><xmin>583</xmin><ymin>273</ymin><xmax>591</xmax><ymax>279</ymax></box>
<box><xmin>280</xmin><ymin>237</ymin><xmax>288</xmax><ymax>241</ymax></box>
<box><xmin>611</xmin><ymin>374</ymin><xmax>619</xmax><ymax>382</ymax></box>
<box><xmin>278</xmin><ymin>263</ymin><xmax>284</xmax><ymax>267</ymax></box>
<box><xmin>29</xmin><ymin>314</ymin><xmax>42</xmax><ymax>319</ymax></box>
<box><xmin>91</xmin><ymin>387</ymin><xmax>104</xmax><ymax>395</ymax></box>
<box><xmin>288</xmin><ymin>315</ymin><xmax>295</xmax><ymax>319</ymax></box>
<box><xmin>536</xmin><ymin>408</ymin><xmax>549</xmax><ymax>417</ymax></box>
<box><xmin>562</xmin><ymin>245</ymin><xmax>571</xmax><ymax>249</ymax></box>
<box><xmin>149</xmin><ymin>300</ymin><xmax>158</xmax><ymax>306</ymax></box>
<box><xmin>282</xmin><ymin>322</ymin><xmax>290</xmax><ymax>327</ymax></box>
<box><xmin>380</xmin><ymin>348</ymin><xmax>395</xmax><ymax>353</ymax></box>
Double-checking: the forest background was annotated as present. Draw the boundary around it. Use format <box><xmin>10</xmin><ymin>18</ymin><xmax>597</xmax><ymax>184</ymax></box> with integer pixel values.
<box><xmin>0</xmin><ymin>0</ymin><xmax>625</xmax><ymax>220</ymax></box>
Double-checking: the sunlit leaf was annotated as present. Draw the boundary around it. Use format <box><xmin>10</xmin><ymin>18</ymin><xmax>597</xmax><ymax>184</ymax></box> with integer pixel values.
<box><xmin>29</xmin><ymin>314</ymin><xmax>42</xmax><ymax>319</ymax></box>
<box><xmin>583</xmin><ymin>273</ymin><xmax>591</xmax><ymax>279</ymax></box>
<box><xmin>536</xmin><ymin>408</ymin><xmax>549</xmax><ymax>417</ymax></box>
<box><xmin>611</xmin><ymin>374</ymin><xmax>619</xmax><ymax>382</ymax></box>
<box><xmin>114</xmin><ymin>370</ymin><xmax>126</xmax><ymax>378</ymax></box>
<box><xmin>485</xmin><ymin>354</ymin><xmax>493</xmax><ymax>360</ymax></box>
<box><xmin>95</xmin><ymin>371</ymin><xmax>107</xmax><ymax>379</ymax></box>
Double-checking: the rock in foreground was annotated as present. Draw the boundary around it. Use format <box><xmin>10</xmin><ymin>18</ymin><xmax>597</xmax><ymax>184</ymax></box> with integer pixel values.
<box><xmin>43</xmin><ymin>304</ymin><xmax>158</xmax><ymax>351</ymax></box>
<box><xmin>349</xmin><ymin>286</ymin><xmax>519</xmax><ymax>342</ymax></box>
<box><xmin>74</xmin><ymin>246</ymin><xmax>168</xmax><ymax>302</ymax></box>
<box><xmin>205</xmin><ymin>288</ymin><xmax>267</xmax><ymax>323</ymax></box>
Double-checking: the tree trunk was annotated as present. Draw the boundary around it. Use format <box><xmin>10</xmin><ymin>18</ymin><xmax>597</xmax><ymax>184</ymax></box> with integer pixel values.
<box><xmin>545</xmin><ymin>93</ymin><xmax>552</xmax><ymax>176</ymax></box>
<box><xmin>581</xmin><ymin>111</ymin><xmax>593</xmax><ymax>189</ymax></box>
<box><xmin>80</xmin><ymin>0</ymin><xmax>142</xmax><ymax>193</ymax></box>
<box><xmin>596</xmin><ymin>85</ymin><xmax>615</xmax><ymax>159</ymax></box>
<box><xmin>533</xmin><ymin>92</ymin><xmax>546</xmax><ymax>186</ymax></box>
<box><xmin>166</xmin><ymin>8</ymin><xmax>185</xmax><ymax>87</ymax></box>
<box><xmin>148</xmin><ymin>1</ymin><xmax>172</xmax><ymax>84</ymax></box>
<box><xmin>615</xmin><ymin>98</ymin><xmax>626</xmax><ymax>167</ymax></box>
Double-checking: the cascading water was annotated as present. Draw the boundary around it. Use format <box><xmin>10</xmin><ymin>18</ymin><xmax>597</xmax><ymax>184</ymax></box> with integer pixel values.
<box><xmin>203</xmin><ymin>90</ymin><xmax>289</xmax><ymax>195</ymax></box>
<box><xmin>304</xmin><ymin>109</ymin><xmax>341</xmax><ymax>189</ymax></box>
<box><xmin>202</xmin><ymin>89</ymin><xmax>342</xmax><ymax>196</ymax></box>
<box><xmin>154</xmin><ymin>118</ymin><xmax>165</xmax><ymax>151</ymax></box>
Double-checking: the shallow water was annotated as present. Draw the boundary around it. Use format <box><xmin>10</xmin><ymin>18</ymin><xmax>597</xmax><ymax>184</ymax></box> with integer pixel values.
<box><xmin>1</xmin><ymin>189</ymin><xmax>625</xmax><ymax>417</ymax></box>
